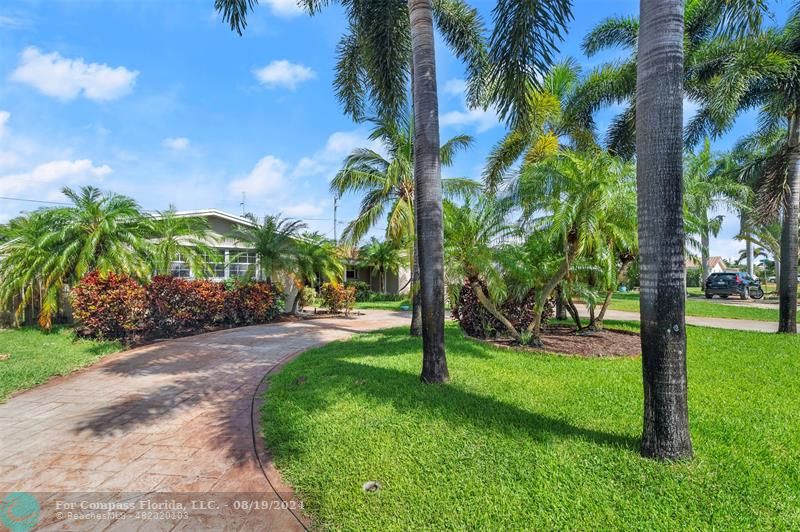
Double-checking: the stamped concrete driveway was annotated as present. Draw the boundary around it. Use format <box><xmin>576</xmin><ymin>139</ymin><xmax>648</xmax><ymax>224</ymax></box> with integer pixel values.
<box><xmin>0</xmin><ymin>310</ymin><xmax>409</xmax><ymax>530</ymax></box>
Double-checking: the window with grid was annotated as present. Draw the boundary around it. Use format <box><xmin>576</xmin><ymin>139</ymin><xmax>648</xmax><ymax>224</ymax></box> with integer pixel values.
<box><xmin>204</xmin><ymin>251</ymin><xmax>226</xmax><ymax>278</ymax></box>
<box><xmin>170</xmin><ymin>253</ymin><xmax>191</xmax><ymax>278</ymax></box>
<box><xmin>230</xmin><ymin>251</ymin><xmax>257</xmax><ymax>278</ymax></box>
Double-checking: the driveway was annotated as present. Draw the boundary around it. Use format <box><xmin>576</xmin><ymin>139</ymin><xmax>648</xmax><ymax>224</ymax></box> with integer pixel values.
<box><xmin>602</xmin><ymin>309</ymin><xmax>785</xmax><ymax>333</ymax></box>
<box><xmin>0</xmin><ymin>310</ymin><xmax>409</xmax><ymax>531</ymax></box>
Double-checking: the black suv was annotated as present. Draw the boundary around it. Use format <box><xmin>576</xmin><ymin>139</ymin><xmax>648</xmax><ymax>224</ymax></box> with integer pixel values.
<box><xmin>704</xmin><ymin>272</ymin><xmax>762</xmax><ymax>299</ymax></box>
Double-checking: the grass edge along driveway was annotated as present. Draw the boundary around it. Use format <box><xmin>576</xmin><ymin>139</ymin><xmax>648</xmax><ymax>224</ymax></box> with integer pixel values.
<box><xmin>262</xmin><ymin>322</ymin><xmax>800</xmax><ymax>530</ymax></box>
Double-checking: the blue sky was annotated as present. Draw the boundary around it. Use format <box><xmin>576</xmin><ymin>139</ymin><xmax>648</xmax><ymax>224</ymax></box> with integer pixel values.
<box><xmin>0</xmin><ymin>0</ymin><xmax>790</xmax><ymax>260</ymax></box>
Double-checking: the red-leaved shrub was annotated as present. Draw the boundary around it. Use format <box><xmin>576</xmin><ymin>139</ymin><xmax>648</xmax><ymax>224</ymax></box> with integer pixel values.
<box><xmin>71</xmin><ymin>271</ymin><xmax>147</xmax><ymax>341</ymax></box>
<box><xmin>71</xmin><ymin>273</ymin><xmax>282</xmax><ymax>342</ymax></box>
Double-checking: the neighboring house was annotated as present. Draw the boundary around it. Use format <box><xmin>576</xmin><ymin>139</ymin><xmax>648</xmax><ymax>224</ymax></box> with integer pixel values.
<box><xmin>685</xmin><ymin>256</ymin><xmax>728</xmax><ymax>274</ymax></box>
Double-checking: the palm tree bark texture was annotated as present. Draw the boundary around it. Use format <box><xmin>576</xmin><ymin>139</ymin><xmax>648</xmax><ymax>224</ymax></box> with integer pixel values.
<box><xmin>778</xmin><ymin>114</ymin><xmax>800</xmax><ymax>333</ymax></box>
<box><xmin>409</xmin><ymin>0</ymin><xmax>448</xmax><ymax>383</ymax></box>
<box><xmin>635</xmin><ymin>0</ymin><xmax>693</xmax><ymax>460</ymax></box>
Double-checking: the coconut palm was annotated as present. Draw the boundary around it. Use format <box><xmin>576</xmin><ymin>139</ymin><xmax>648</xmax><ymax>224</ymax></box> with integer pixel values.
<box><xmin>230</xmin><ymin>214</ymin><xmax>306</xmax><ymax>283</ymax></box>
<box><xmin>635</xmin><ymin>0</ymin><xmax>693</xmax><ymax>461</ymax></box>
<box><xmin>571</xmin><ymin>0</ymin><xmax>767</xmax><ymax>157</ymax></box>
<box><xmin>483</xmin><ymin>59</ymin><xmax>596</xmax><ymax>194</ymax></box>
<box><xmin>215</xmin><ymin>0</ymin><xmax>573</xmax><ymax>383</ymax></box>
<box><xmin>358</xmin><ymin>237</ymin><xmax>404</xmax><ymax>293</ymax></box>
<box><xmin>331</xmin><ymin>112</ymin><xmax>477</xmax><ymax>335</ymax></box>
<box><xmin>0</xmin><ymin>186</ymin><xmax>150</xmax><ymax>329</ymax></box>
<box><xmin>145</xmin><ymin>206</ymin><xmax>220</xmax><ymax>277</ymax></box>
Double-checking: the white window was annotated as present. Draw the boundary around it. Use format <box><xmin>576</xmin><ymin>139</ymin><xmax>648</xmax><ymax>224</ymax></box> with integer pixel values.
<box><xmin>230</xmin><ymin>251</ymin><xmax>258</xmax><ymax>278</ymax></box>
<box><xmin>204</xmin><ymin>252</ymin><xmax>226</xmax><ymax>279</ymax></box>
<box><xmin>170</xmin><ymin>253</ymin><xmax>191</xmax><ymax>278</ymax></box>
<box><xmin>346</xmin><ymin>267</ymin><xmax>358</xmax><ymax>280</ymax></box>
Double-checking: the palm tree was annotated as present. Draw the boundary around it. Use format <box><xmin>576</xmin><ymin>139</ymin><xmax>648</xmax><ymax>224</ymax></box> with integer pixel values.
<box><xmin>571</xmin><ymin>0</ymin><xmax>767</xmax><ymax>157</ymax></box>
<box><xmin>331</xmin><ymin>112</ymin><xmax>477</xmax><ymax>336</ymax></box>
<box><xmin>635</xmin><ymin>0</ymin><xmax>693</xmax><ymax>461</ymax></box>
<box><xmin>145</xmin><ymin>206</ymin><xmax>220</xmax><ymax>277</ymax></box>
<box><xmin>483</xmin><ymin>59</ymin><xmax>596</xmax><ymax>194</ymax></box>
<box><xmin>684</xmin><ymin>139</ymin><xmax>750</xmax><ymax>287</ymax></box>
<box><xmin>215</xmin><ymin>0</ymin><xmax>573</xmax><ymax>384</ymax></box>
<box><xmin>0</xmin><ymin>186</ymin><xmax>150</xmax><ymax>329</ymax></box>
<box><xmin>358</xmin><ymin>237</ymin><xmax>404</xmax><ymax>293</ymax></box>
<box><xmin>689</xmin><ymin>16</ymin><xmax>800</xmax><ymax>331</ymax></box>
<box><xmin>516</xmin><ymin>149</ymin><xmax>636</xmax><ymax>340</ymax></box>
<box><xmin>292</xmin><ymin>232</ymin><xmax>343</xmax><ymax>313</ymax></box>
<box><xmin>230</xmin><ymin>214</ymin><xmax>306</xmax><ymax>283</ymax></box>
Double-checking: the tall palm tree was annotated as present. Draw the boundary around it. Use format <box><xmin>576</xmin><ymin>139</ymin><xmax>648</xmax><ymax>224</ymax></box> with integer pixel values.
<box><xmin>688</xmin><ymin>15</ymin><xmax>800</xmax><ymax>331</ymax></box>
<box><xmin>215</xmin><ymin>0</ymin><xmax>573</xmax><ymax>384</ymax></box>
<box><xmin>571</xmin><ymin>0</ymin><xmax>767</xmax><ymax>157</ymax></box>
<box><xmin>230</xmin><ymin>214</ymin><xmax>306</xmax><ymax>283</ymax></box>
<box><xmin>331</xmin><ymin>112</ymin><xmax>476</xmax><ymax>336</ymax></box>
<box><xmin>359</xmin><ymin>237</ymin><xmax>404</xmax><ymax>293</ymax></box>
<box><xmin>145</xmin><ymin>206</ymin><xmax>220</xmax><ymax>277</ymax></box>
<box><xmin>0</xmin><ymin>186</ymin><xmax>150</xmax><ymax>329</ymax></box>
<box><xmin>635</xmin><ymin>0</ymin><xmax>693</xmax><ymax>461</ymax></box>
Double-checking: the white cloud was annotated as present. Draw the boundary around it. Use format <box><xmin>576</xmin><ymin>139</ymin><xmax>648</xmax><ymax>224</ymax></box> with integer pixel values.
<box><xmin>228</xmin><ymin>155</ymin><xmax>288</xmax><ymax>198</ymax></box>
<box><xmin>0</xmin><ymin>14</ymin><xmax>28</xmax><ymax>29</ymax></box>
<box><xmin>253</xmin><ymin>60</ymin><xmax>315</xmax><ymax>90</ymax></box>
<box><xmin>162</xmin><ymin>137</ymin><xmax>190</xmax><ymax>150</ymax></box>
<box><xmin>0</xmin><ymin>111</ymin><xmax>9</xmax><ymax>137</ymax></box>
<box><xmin>442</xmin><ymin>78</ymin><xmax>466</xmax><ymax>96</ymax></box>
<box><xmin>293</xmin><ymin>130</ymin><xmax>385</xmax><ymax>179</ymax></box>
<box><xmin>440</xmin><ymin>106</ymin><xmax>499</xmax><ymax>133</ymax></box>
<box><xmin>262</xmin><ymin>0</ymin><xmax>303</xmax><ymax>17</ymax></box>
<box><xmin>0</xmin><ymin>159</ymin><xmax>111</xmax><ymax>196</ymax></box>
<box><xmin>9</xmin><ymin>47</ymin><xmax>138</xmax><ymax>101</ymax></box>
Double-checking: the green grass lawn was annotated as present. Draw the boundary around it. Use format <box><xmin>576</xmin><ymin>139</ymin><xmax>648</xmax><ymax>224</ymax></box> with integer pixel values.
<box><xmin>0</xmin><ymin>327</ymin><xmax>121</xmax><ymax>403</ymax></box>
<box><xmin>608</xmin><ymin>291</ymin><xmax>784</xmax><ymax>321</ymax></box>
<box><xmin>263</xmin><ymin>323</ymin><xmax>800</xmax><ymax>529</ymax></box>
<box><xmin>354</xmin><ymin>299</ymin><xmax>411</xmax><ymax>310</ymax></box>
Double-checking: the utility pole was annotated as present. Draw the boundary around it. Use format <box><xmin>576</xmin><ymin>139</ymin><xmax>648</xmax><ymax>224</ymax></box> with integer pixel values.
<box><xmin>333</xmin><ymin>192</ymin><xmax>339</xmax><ymax>245</ymax></box>
<box><xmin>240</xmin><ymin>192</ymin><xmax>246</xmax><ymax>216</ymax></box>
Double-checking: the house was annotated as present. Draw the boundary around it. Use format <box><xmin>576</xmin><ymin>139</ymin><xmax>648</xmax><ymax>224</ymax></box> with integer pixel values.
<box><xmin>166</xmin><ymin>209</ymin><xmax>409</xmax><ymax>296</ymax></box>
<box><xmin>685</xmin><ymin>256</ymin><xmax>728</xmax><ymax>274</ymax></box>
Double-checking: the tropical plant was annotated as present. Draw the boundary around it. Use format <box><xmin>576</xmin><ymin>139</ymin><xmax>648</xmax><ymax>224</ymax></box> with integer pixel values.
<box><xmin>0</xmin><ymin>186</ymin><xmax>150</xmax><ymax>329</ymax></box>
<box><xmin>687</xmin><ymin>11</ymin><xmax>800</xmax><ymax>331</ymax></box>
<box><xmin>331</xmin><ymin>111</ymin><xmax>477</xmax><ymax>335</ymax></box>
<box><xmin>358</xmin><ymin>238</ymin><xmax>404</xmax><ymax>294</ymax></box>
<box><xmin>215</xmin><ymin>0</ymin><xmax>574</xmax><ymax>383</ymax></box>
<box><xmin>291</xmin><ymin>232</ymin><xmax>343</xmax><ymax>313</ymax></box>
<box><xmin>229</xmin><ymin>214</ymin><xmax>306</xmax><ymax>283</ymax></box>
<box><xmin>516</xmin><ymin>149</ymin><xmax>637</xmax><ymax>340</ymax></box>
<box><xmin>145</xmin><ymin>206</ymin><xmax>220</xmax><ymax>277</ymax></box>
<box><xmin>570</xmin><ymin>0</ymin><xmax>767</xmax><ymax>157</ymax></box>
<box><xmin>635</xmin><ymin>0</ymin><xmax>693</xmax><ymax>460</ymax></box>
<box><xmin>483</xmin><ymin>59</ymin><xmax>596</xmax><ymax>194</ymax></box>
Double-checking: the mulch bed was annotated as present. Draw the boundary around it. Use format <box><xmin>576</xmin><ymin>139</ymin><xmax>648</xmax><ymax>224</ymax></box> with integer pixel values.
<box><xmin>483</xmin><ymin>325</ymin><xmax>641</xmax><ymax>358</ymax></box>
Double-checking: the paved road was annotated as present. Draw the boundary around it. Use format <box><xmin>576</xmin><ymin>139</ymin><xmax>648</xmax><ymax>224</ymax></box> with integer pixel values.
<box><xmin>0</xmin><ymin>310</ymin><xmax>409</xmax><ymax>531</ymax></box>
<box><xmin>603</xmin><ymin>309</ymin><xmax>781</xmax><ymax>333</ymax></box>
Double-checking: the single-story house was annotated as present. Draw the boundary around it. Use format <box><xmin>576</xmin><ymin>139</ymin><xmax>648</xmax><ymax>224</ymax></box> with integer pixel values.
<box><xmin>685</xmin><ymin>256</ymin><xmax>728</xmax><ymax>274</ymax></box>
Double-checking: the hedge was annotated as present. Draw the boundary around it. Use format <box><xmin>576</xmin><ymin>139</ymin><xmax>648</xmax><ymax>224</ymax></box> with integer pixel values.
<box><xmin>72</xmin><ymin>272</ymin><xmax>283</xmax><ymax>342</ymax></box>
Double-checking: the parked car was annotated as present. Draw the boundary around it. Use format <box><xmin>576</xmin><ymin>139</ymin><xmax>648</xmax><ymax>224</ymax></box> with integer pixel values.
<box><xmin>705</xmin><ymin>272</ymin><xmax>763</xmax><ymax>300</ymax></box>
<box><xmin>768</xmin><ymin>276</ymin><xmax>776</xmax><ymax>283</ymax></box>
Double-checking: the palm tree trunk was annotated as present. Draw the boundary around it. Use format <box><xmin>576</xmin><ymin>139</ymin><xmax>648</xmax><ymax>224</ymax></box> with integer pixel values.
<box><xmin>635</xmin><ymin>0</ymin><xmax>693</xmax><ymax>460</ymax></box>
<box><xmin>778</xmin><ymin>113</ymin><xmax>800</xmax><ymax>333</ymax></box>
<box><xmin>700</xmin><ymin>227</ymin><xmax>710</xmax><ymax>287</ymax></box>
<box><xmin>410</xmin><ymin>0</ymin><xmax>448</xmax><ymax>383</ymax></box>
<box><xmin>741</xmin><ymin>211</ymin><xmax>754</xmax><ymax>276</ymax></box>
<box><xmin>410</xmin><ymin>239</ymin><xmax>422</xmax><ymax>336</ymax></box>
<box><xmin>594</xmin><ymin>257</ymin><xmax>635</xmax><ymax>330</ymax></box>
<box><xmin>470</xmin><ymin>279</ymin><xmax>522</xmax><ymax>342</ymax></box>
<box><xmin>555</xmin><ymin>284</ymin><xmax>567</xmax><ymax>320</ymax></box>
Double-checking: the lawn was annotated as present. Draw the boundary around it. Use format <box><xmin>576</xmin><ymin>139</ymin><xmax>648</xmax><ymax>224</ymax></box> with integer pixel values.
<box><xmin>608</xmin><ymin>291</ymin><xmax>783</xmax><ymax>321</ymax></box>
<box><xmin>263</xmin><ymin>322</ymin><xmax>800</xmax><ymax>530</ymax></box>
<box><xmin>354</xmin><ymin>299</ymin><xmax>410</xmax><ymax>311</ymax></box>
<box><xmin>0</xmin><ymin>327</ymin><xmax>121</xmax><ymax>403</ymax></box>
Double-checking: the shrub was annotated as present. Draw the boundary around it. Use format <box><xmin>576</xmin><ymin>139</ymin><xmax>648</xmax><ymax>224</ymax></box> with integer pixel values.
<box><xmin>71</xmin><ymin>272</ymin><xmax>147</xmax><ymax>341</ymax></box>
<box><xmin>345</xmin><ymin>280</ymin><xmax>373</xmax><ymax>302</ymax></box>
<box><xmin>72</xmin><ymin>274</ymin><xmax>282</xmax><ymax>342</ymax></box>
<box><xmin>320</xmin><ymin>282</ymin><xmax>356</xmax><ymax>315</ymax></box>
<box><xmin>451</xmin><ymin>280</ymin><xmax>553</xmax><ymax>339</ymax></box>
<box><xmin>298</xmin><ymin>286</ymin><xmax>317</xmax><ymax>311</ymax></box>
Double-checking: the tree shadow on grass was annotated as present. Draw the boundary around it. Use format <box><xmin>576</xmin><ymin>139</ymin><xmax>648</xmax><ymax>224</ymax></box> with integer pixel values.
<box><xmin>266</xmin><ymin>332</ymin><xmax>639</xmax><ymax>458</ymax></box>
